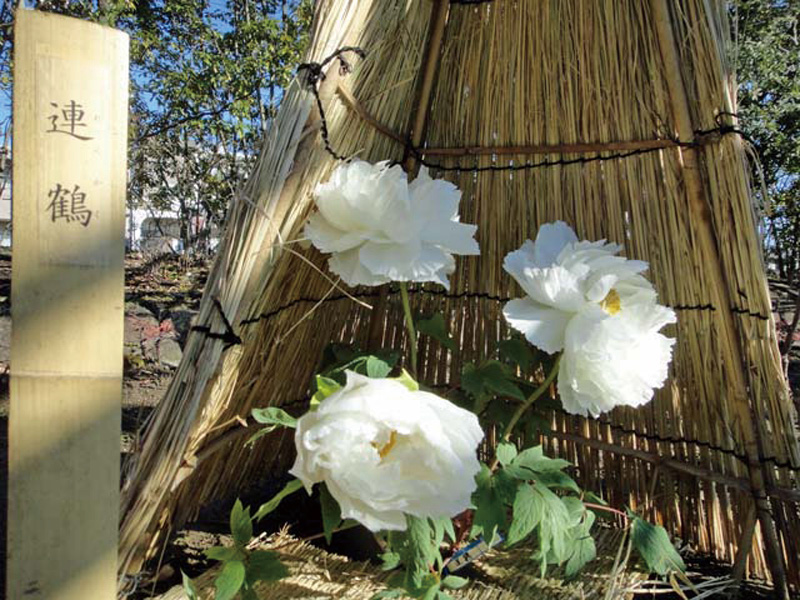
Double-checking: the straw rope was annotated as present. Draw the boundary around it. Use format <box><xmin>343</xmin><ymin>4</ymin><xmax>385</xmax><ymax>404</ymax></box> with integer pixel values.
<box><xmin>118</xmin><ymin>0</ymin><xmax>800</xmax><ymax>592</ymax></box>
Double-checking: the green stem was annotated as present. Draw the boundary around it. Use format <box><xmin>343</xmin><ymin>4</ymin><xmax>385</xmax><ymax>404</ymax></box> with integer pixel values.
<box><xmin>399</xmin><ymin>282</ymin><xmax>418</xmax><ymax>377</ymax></box>
<box><xmin>490</xmin><ymin>354</ymin><xmax>562</xmax><ymax>470</ymax></box>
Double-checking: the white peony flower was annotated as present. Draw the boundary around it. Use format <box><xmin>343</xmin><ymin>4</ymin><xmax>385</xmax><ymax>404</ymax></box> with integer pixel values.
<box><xmin>502</xmin><ymin>221</ymin><xmax>676</xmax><ymax>417</ymax></box>
<box><xmin>305</xmin><ymin>160</ymin><xmax>479</xmax><ymax>289</ymax></box>
<box><xmin>289</xmin><ymin>371</ymin><xmax>484</xmax><ymax>532</ymax></box>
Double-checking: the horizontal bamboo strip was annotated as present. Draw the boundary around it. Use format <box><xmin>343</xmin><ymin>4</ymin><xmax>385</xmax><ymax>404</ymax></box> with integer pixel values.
<box><xmin>546</xmin><ymin>431</ymin><xmax>800</xmax><ymax>505</ymax></box>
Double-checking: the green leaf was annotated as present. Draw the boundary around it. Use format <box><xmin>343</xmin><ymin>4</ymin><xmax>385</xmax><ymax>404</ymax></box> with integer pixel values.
<box><xmin>245</xmin><ymin>427</ymin><xmax>273</xmax><ymax>448</ymax></box>
<box><xmin>631</xmin><ymin>515</ymin><xmax>686</xmax><ymax>575</ymax></box>
<box><xmin>431</xmin><ymin>516</ymin><xmax>456</xmax><ymax>544</ymax></box>
<box><xmin>441</xmin><ymin>575</ymin><xmax>469</xmax><ymax>590</ymax></box>
<box><xmin>182</xmin><ymin>571</ymin><xmax>199</xmax><ymax>600</ymax></box>
<box><xmin>417</xmin><ymin>314</ymin><xmax>456</xmax><ymax>351</ymax></box>
<box><xmin>379</xmin><ymin>551</ymin><xmax>401</xmax><ymax>571</ymax></box>
<box><xmin>470</xmin><ymin>465</ymin><xmax>506</xmax><ymax>545</ymax></box>
<box><xmin>365</xmin><ymin>355</ymin><xmax>394</xmax><ymax>378</ymax></box>
<box><xmin>311</xmin><ymin>375</ymin><xmax>341</xmax><ymax>408</ymax></box>
<box><xmin>565</xmin><ymin>535</ymin><xmax>597</xmax><ymax>577</ymax></box>
<box><xmin>533</xmin><ymin>471</ymin><xmax>581</xmax><ymax>494</ymax></box>
<box><xmin>532</xmin><ymin>485</ymin><xmax>572</xmax><ymax>569</ymax></box>
<box><xmin>246</xmin><ymin>550</ymin><xmax>288</xmax><ymax>583</ymax></box>
<box><xmin>254</xmin><ymin>479</ymin><xmax>304</xmax><ymax>521</ymax></box>
<box><xmin>393</xmin><ymin>369</ymin><xmax>420</xmax><ymax>391</ymax></box>
<box><xmin>481</xmin><ymin>362</ymin><xmax>526</xmax><ymax>401</ymax></box>
<box><xmin>214</xmin><ymin>560</ymin><xmax>246</xmax><ymax>600</ymax></box>
<box><xmin>496</xmin><ymin>442</ymin><xmax>517</xmax><ymax>467</ymax></box>
<box><xmin>498</xmin><ymin>338</ymin><xmax>534</xmax><ymax>369</ymax></box>
<box><xmin>511</xmin><ymin>446</ymin><xmax>572</xmax><ymax>473</ymax></box>
<box><xmin>506</xmin><ymin>483</ymin><xmax>543</xmax><ymax>546</ymax></box>
<box><xmin>251</xmin><ymin>407</ymin><xmax>297</xmax><ymax>430</ymax></box>
<box><xmin>230</xmin><ymin>500</ymin><xmax>253</xmax><ymax>547</ymax></box>
<box><xmin>205</xmin><ymin>545</ymin><xmax>244</xmax><ymax>562</ymax></box>
<box><xmin>320</xmin><ymin>483</ymin><xmax>342</xmax><ymax>545</ymax></box>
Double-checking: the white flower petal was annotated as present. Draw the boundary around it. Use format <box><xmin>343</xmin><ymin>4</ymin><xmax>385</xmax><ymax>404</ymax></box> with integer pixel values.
<box><xmin>533</xmin><ymin>221</ymin><xmax>579</xmax><ymax>267</ymax></box>
<box><xmin>290</xmin><ymin>371</ymin><xmax>484</xmax><ymax>533</ymax></box>
<box><xmin>304</xmin><ymin>212</ymin><xmax>366</xmax><ymax>253</ymax></box>
<box><xmin>503</xmin><ymin>297</ymin><xmax>572</xmax><ymax>353</ymax></box>
<box><xmin>358</xmin><ymin>240</ymin><xmax>422</xmax><ymax>281</ymax></box>
<box><xmin>328</xmin><ymin>248</ymin><xmax>389</xmax><ymax>287</ymax></box>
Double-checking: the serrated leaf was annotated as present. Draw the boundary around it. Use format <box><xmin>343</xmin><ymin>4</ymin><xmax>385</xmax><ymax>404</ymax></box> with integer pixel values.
<box><xmin>534</xmin><ymin>484</ymin><xmax>572</xmax><ymax>567</ymax></box>
<box><xmin>506</xmin><ymin>483</ymin><xmax>543</xmax><ymax>546</ymax></box>
<box><xmin>496</xmin><ymin>442</ymin><xmax>517</xmax><ymax>467</ymax></box>
<box><xmin>254</xmin><ymin>479</ymin><xmax>304</xmax><ymax>521</ymax></box>
<box><xmin>205</xmin><ymin>545</ymin><xmax>243</xmax><ymax>562</ymax></box>
<box><xmin>498</xmin><ymin>338</ymin><xmax>534</xmax><ymax>369</ymax></box>
<box><xmin>320</xmin><ymin>483</ymin><xmax>342</xmax><ymax>545</ymax></box>
<box><xmin>182</xmin><ymin>571</ymin><xmax>199</xmax><ymax>600</ymax></box>
<box><xmin>230</xmin><ymin>499</ymin><xmax>253</xmax><ymax>547</ymax></box>
<box><xmin>214</xmin><ymin>560</ymin><xmax>246</xmax><ymax>600</ymax></box>
<box><xmin>631</xmin><ymin>516</ymin><xmax>686</xmax><ymax>575</ymax></box>
<box><xmin>493</xmin><ymin>468</ymin><xmax>519</xmax><ymax>505</ymax></box>
<box><xmin>417</xmin><ymin>314</ymin><xmax>456</xmax><ymax>351</ymax></box>
<box><xmin>246</xmin><ymin>550</ymin><xmax>288</xmax><ymax>583</ymax></box>
<box><xmin>251</xmin><ymin>407</ymin><xmax>297</xmax><ymax>430</ymax></box>
<box><xmin>393</xmin><ymin>369</ymin><xmax>419</xmax><ymax>391</ymax></box>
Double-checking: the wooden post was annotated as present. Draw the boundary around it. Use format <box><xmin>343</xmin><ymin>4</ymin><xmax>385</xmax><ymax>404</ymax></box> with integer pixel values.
<box><xmin>8</xmin><ymin>10</ymin><xmax>128</xmax><ymax>600</ymax></box>
<box><xmin>649</xmin><ymin>1</ymin><xmax>789</xmax><ymax>597</ymax></box>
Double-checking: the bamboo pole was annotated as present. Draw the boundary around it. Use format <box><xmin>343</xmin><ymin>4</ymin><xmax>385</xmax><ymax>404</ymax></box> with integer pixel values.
<box><xmin>9</xmin><ymin>9</ymin><xmax>128</xmax><ymax>600</ymax></box>
<box><xmin>650</xmin><ymin>1</ymin><xmax>789</xmax><ymax>596</ymax></box>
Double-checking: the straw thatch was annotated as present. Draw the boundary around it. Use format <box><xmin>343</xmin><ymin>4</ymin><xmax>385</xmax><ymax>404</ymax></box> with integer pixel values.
<box><xmin>154</xmin><ymin>529</ymin><xmax>646</xmax><ymax>600</ymax></box>
<box><xmin>118</xmin><ymin>0</ymin><xmax>800</xmax><ymax>594</ymax></box>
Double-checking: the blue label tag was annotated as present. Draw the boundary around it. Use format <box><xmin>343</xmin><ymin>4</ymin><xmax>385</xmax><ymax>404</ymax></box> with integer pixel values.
<box><xmin>442</xmin><ymin>534</ymin><xmax>504</xmax><ymax>575</ymax></box>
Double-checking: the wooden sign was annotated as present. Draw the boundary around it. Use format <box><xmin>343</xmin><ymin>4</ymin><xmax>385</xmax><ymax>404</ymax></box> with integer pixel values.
<box><xmin>8</xmin><ymin>9</ymin><xmax>128</xmax><ymax>599</ymax></box>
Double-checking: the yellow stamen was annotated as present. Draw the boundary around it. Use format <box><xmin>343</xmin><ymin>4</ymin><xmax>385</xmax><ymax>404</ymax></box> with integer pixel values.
<box><xmin>372</xmin><ymin>430</ymin><xmax>398</xmax><ymax>460</ymax></box>
<box><xmin>599</xmin><ymin>289</ymin><xmax>621</xmax><ymax>315</ymax></box>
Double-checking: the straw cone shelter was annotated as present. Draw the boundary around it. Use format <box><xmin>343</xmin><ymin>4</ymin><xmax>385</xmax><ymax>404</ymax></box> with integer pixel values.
<box><xmin>118</xmin><ymin>0</ymin><xmax>800</xmax><ymax>595</ymax></box>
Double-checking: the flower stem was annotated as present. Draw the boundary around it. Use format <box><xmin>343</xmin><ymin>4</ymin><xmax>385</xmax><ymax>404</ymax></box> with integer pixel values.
<box><xmin>490</xmin><ymin>354</ymin><xmax>562</xmax><ymax>470</ymax></box>
<box><xmin>399</xmin><ymin>282</ymin><xmax>418</xmax><ymax>377</ymax></box>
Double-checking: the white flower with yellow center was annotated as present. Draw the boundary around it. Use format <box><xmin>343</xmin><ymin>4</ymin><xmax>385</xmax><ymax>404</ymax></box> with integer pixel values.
<box><xmin>503</xmin><ymin>221</ymin><xmax>676</xmax><ymax>417</ymax></box>
<box><xmin>305</xmin><ymin>160</ymin><xmax>480</xmax><ymax>289</ymax></box>
<box><xmin>289</xmin><ymin>371</ymin><xmax>484</xmax><ymax>532</ymax></box>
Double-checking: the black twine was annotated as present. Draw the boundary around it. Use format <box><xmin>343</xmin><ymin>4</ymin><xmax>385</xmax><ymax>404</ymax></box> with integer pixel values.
<box><xmin>191</xmin><ymin>298</ymin><xmax>243</xmax><ymax>350</ymax></box>
<box><xmin>238</xmin><ymin>287</ymin><xmax>768</xmax><ymax>330</ymax></box>
<box><xmin>298</xmin><ymin>46</ymin><xmax>366</xmax><ymax>161</ymax></box>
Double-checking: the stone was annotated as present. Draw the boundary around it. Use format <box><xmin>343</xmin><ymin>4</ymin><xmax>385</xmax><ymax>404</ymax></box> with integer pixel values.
<box><xmin>158</xmin><ymin>338</ymin><xmax>183</xmax><ymax>368</ymax></box>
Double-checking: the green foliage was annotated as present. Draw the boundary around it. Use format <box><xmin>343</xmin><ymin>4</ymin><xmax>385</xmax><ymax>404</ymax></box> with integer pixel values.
<box><xmin>310</xmin><ymin>375</ymin><xmax>341</xmax><ymax>408</ymax></box>
<box><xmin>202</xmin><ymin>498</ymin><xmax>290</xmax><ymax>599</ymax></box>
<box><xmin>497</xmin><ymin>338</ymin><xmax>535</xmax><ymax>370</ymax></box>
<box><xmin>630</xmin><ymin>514</ymin><xmax>686</xmax><ymax>575</ymax></box>
<box><xmin>317</xmin><ymin>344</ymin><xmax>399</xmax><ymax>384</ymax></box>
<box><xmin>254</xmin><ymin>479</ymin><xmax>304</xmax><ymax>521</ymax></box>
<box><xmin>416</xmin><ymin>313</ymin><xmax>456</xmax><ymax>351</ymax></box>
<box><xmin>734</xmin><ymin>0</ymin><xmax>800</xmax><ymax>281</ymax></box>
<box><xmin>182</xmin><ymin>570</ymin><xmax>200</xmax><ymax>600</ymax></box>
<box><xmin>215</xmin><ymin>560</ymin><xmax>246</xmax><ymax>600</ymax></box>
<box><xmin>319</xmin><ymin>483</ymin><xmax>342</xmax><ymax>545</ymax></box>
<box><xmin>462</xmin><ymin>360</ymin><xmax>526</xmax><ymax>416</ymax></box>
<box><xmin>247</xmin><ymin>406</ymin><xmax>297</xmax><ymax>446</ymax></box>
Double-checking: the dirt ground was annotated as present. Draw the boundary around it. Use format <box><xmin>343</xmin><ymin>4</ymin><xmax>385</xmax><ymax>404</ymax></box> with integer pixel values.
<box><xmin>0</xmin><ymin>250</ymin><xmax>796</xmax><ymax>599</ymax></box>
